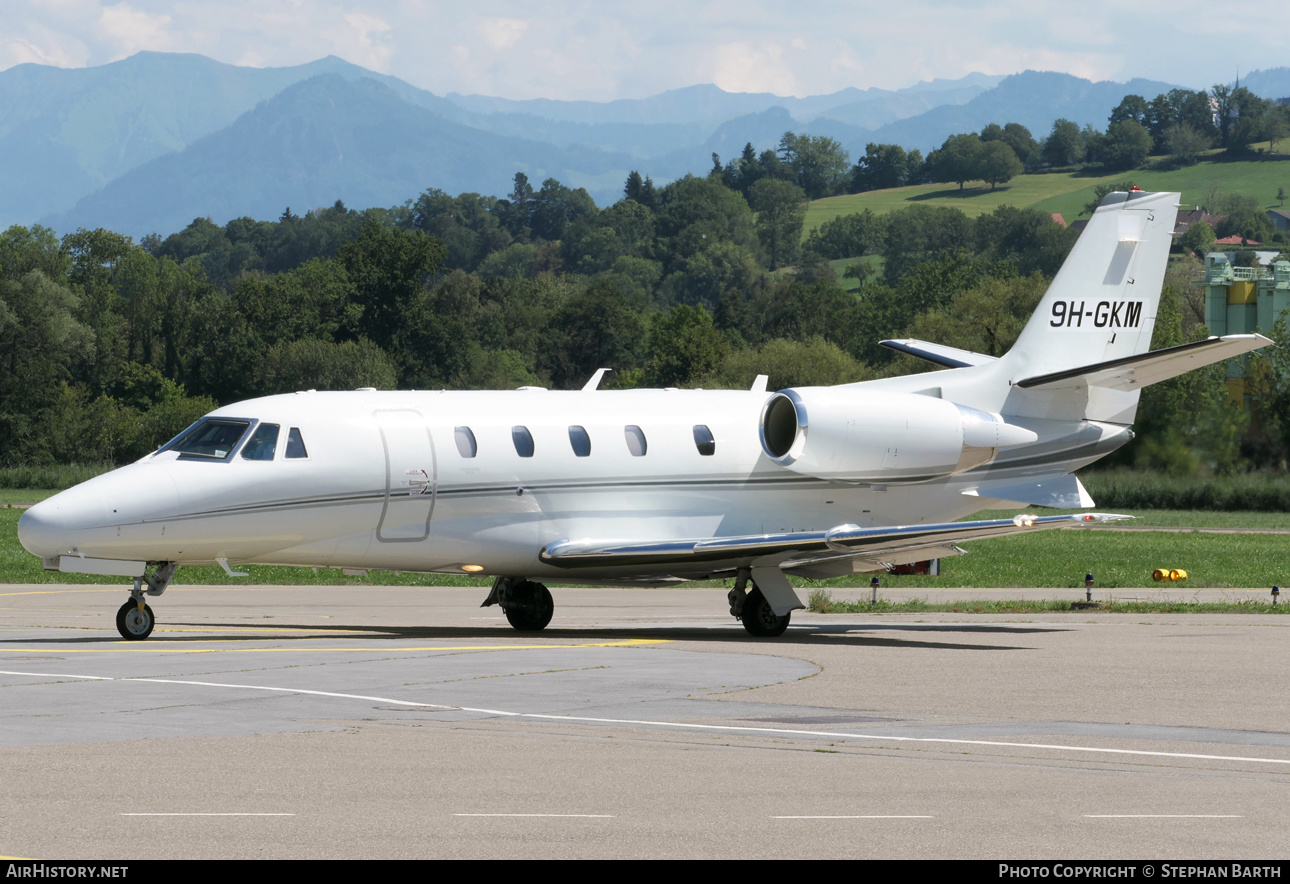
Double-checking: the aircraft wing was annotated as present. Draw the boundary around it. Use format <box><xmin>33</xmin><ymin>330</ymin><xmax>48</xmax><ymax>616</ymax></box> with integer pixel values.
<box><xmin>539</xmin><ymin>512</ymin><xmax>1130</xmax><ymax>570</ymax></box>
<box><xmin>1016</xmin><ymin>334</ymin><xmax>1272</xmax><ymax>391</ymax></box>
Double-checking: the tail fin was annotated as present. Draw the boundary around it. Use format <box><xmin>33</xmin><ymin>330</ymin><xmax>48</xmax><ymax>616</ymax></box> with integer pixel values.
<box><xmin>1005</xmin><ymin>189</ymin><xmax>1178</xmax><ymax>378</ymax></box>
<box><xmin>998</xmin><ymin>189</ymin><xmax>1178</xmax><ymax>424</ymax></box>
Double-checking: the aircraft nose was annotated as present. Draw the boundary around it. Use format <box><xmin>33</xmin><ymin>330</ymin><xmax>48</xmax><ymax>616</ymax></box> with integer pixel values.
<box><xmin>17</xmin><ymin>498</ymin><xmax>69</xmax><ymax>558</ymax></box>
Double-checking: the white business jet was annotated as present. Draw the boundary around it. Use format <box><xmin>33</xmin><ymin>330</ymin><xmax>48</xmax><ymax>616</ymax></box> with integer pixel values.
<box><xmin>18</xmin><ymin>190</ymin><xmax>1271</xmax><ymax>639</ymax></box>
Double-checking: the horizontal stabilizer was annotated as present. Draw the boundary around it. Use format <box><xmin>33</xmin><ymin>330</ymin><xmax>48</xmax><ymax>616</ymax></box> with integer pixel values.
<box><xmin>962</xmin><ymin>474</ymin><xmax>1095</xmax><ymax>509</ymax></box>
<box><xmin>1017</xmin><ymin>334</ymin><xmax>1272</xmax><ymax>391</ymax></box>
<box><xmin>879</xmin><ymin>339</ymin><xmax>998</xmax><ymax>369</ymax></box>
<box><xmin>540</xmin><ymin>513</ymin><xmax>1131</xmax><ymax>570</ymax></box>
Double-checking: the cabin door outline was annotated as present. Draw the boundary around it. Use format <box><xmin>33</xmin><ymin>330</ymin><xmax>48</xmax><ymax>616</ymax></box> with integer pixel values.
<box><xmin>375</xmin><ymin>409</ymin><xmax>437</xmax><ymax>542</ymax></box>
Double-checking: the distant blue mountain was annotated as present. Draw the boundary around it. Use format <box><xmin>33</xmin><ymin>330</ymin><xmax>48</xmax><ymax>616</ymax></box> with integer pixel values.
<box><xmin>0</xmin><ymin>51</ymin><xmax>434</xmax><ymax>226</ymax></box>
<box><xmin>865</xmin><ymin>70</ymin><xmax>1182</xmax><ymax>153</ymax></box>
<box><xmin>41</xmin><ymin>74</ymin><xmax>636</xmax><ymax>239</ymax></box>
<box><xmin>1239</xmin><ymin>68</ymin><xmax>1290</xmax><ymax>101</ymax></box>
<box><xmin>1</xmin><ymin>52</ymin><xmax>1194</xmax><ymax>238</ymax></box>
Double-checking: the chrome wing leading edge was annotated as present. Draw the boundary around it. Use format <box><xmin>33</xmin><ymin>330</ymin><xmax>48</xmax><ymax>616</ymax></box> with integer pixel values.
<box><xmin>539</xmin><ymin>512</ymin><xmax>1132</xmax><ymax>570</ymax></box>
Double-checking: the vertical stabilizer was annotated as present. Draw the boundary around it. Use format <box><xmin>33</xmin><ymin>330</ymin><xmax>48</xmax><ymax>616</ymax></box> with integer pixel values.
<box><xmin>1005</xmin><ymin>190</ymin><xmax>1178</xmax><ymax>378</ymax></box>
<box><xmin>999</xmin><ymin>189</ymin><xmax>1178</xmax><ymax>424</ymax></box>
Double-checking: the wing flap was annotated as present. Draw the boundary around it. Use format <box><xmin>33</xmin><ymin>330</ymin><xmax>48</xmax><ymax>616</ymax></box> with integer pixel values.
<box><xmin>539</xmin><ymin>513</ymin><xmax>1131</xmax><ymax>570</ymax></box>
<box><xmin>1016</xmin><ymin>334</ymin><xmax>1272</xmax><ymax>391</ymax></box>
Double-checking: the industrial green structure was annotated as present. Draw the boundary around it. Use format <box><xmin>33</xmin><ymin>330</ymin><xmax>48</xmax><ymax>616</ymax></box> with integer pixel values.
<box><xmin>1200</xmin><ymin>253</ymin><xmax>1290</xmax><ymax>405</ymax></box>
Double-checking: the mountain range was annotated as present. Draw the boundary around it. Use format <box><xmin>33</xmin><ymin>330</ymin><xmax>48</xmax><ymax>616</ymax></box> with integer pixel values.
<box><xmin>3</xmin><ymin>52</ymin><xmax>1286</xmax><ymax>239</ymax></box>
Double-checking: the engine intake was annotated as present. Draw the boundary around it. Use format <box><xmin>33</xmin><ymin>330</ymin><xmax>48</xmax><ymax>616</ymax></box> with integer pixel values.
<box><xmin>759</xmin><ymin>387</ymin><xmax>1037</xmax><ymax>483</ymax></box>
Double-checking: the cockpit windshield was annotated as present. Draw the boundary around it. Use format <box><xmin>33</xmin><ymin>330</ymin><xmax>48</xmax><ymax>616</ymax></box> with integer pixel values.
<box><xmin>159</xmin><ymin>418</ymin><xmax>252</xmax><ymax>460</ymax></box>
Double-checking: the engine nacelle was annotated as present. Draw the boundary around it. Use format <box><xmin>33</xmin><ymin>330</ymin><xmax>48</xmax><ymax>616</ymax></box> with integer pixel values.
<box><xmin>759</xmin><ymin>387</ymin><xmax>1038</xmax><ymax>483</ymax></box>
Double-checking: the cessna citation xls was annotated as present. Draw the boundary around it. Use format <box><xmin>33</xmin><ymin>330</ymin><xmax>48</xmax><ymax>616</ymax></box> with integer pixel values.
<box><xmin>18</xmin><ymin>189</ymin><xmax>1272</xmax><ymax>639</ymax></box>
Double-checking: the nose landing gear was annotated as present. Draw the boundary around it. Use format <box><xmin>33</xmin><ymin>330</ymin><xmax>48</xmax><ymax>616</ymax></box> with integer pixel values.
<box><xmin>481</xmin><ymin>576</ymin><xmax>555</xmax><ymax>632</ymax></box>
<box><xmin>116</xmin><ymin>597</ymin><xmax>155</xmax><ymax>640</ymax></box>
<box><xmin>115</xmin><ymin>562</ymin><xmax>177</xmax><ymax>641</ymax></box>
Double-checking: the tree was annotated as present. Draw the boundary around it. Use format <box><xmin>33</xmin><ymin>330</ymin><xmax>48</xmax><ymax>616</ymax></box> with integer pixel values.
<box><xmin>748</xmin><ymin>179</ymin><xmax>807</xmax><ymax>269</ymax></box>
<box><xmin>1164</xmin><ymin>122</ymin><xmax>1210</xmax><ymax>165</ymax></box>
<box><xmin>777</xmin><ymin>132</ymin><xmax>850</xmax><ymax>199</ymax></box>
<box><xmin>1043</xmin><ymin>119</ymin><xmax>1083</xmax><ymax>166</ymax></box>
<box><xmin>850</xmin><ymin>143</ymin><xmax>909</xmax><ymax>192</ymax></box>
<box><xmin>977</xmin><ymin>140</ymin><xmax>1023</xmax><ymax>190</ymax></box>
<box><xmin>803</xmin><ymin>209</ymin><xmax>884</xmax><ymax>259</ymax></box>
<box><xmin>1101</xmin><ymin>119</ymin><xmax>1153</xmax><ymax>170</ymax></box>
<box><xmin>643</xmin><ymin>305</ymin><xmax>729</xmax><ymax>386</ymax></box>
<box><xmin>0</xmin><ymin>269</ymin><xmax>95</xmax><ymax>463</ymax></box>
<box><xmin>654</xmin><ymin>176</ymin><xmax>756</xmax><ymax>273</ymax></box>
<box><xmin>999</xmin><ymin>123</ymin><xmax>1039</xmax><ymax>165</ymax></box>
<box><xmin>1109</xmin><ymin>94</ymin><xmax>1150</xmax><ymax>127</ymax></box>
<box><xmin>1179</xmin><ymin>221</ymin><xmax>1215</xmax><ymax>257</ymax></box>
<box><xmin>927</xmin><ymin>133</ymin><xmax>983</xmax><ymax>191</ymax></box>
<box><xmin>337</xmin><ymin>218</ymin><xmax>447</xmax><ymax>356</ymax></box>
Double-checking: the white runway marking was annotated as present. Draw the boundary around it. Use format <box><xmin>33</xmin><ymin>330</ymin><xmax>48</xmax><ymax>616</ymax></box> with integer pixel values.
<box><xmin>120</xmin><ymin>813</ymin><xmax>295</xmax><ymax>817</ymax></box>
<box><xmin>1084</xmin><ymin>814</ymin><xmax>1243</xmax><ymax>819</ymax></box>
<box><xmin>454</xmin><ymin>814</ymin><xmax>614</xmax><ymax>818</ymax></box>
<box><xmin>772</xmin><ymin>815</ymin><xmax>933</xmax><ymax>819</ymax></box>
<box><xmin>5</xmin><ymin>668</ymin><xmax>1290</xmax><ymax>769</ymax></box>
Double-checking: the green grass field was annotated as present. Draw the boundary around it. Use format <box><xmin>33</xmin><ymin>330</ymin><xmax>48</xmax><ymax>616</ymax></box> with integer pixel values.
<box><xmin>804</xmin><ymin>153</ymin><xmax>1290</xmax><ymax>235</ymax></box>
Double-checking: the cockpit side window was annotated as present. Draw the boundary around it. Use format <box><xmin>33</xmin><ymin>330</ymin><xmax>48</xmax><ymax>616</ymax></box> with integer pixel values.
<box><xmin>163</xmin><ymin>418</ymin><xmax>252</xmax><ymax>461</ymax></box>
<box><xmin>241</xmin><ymin>423</ymin><xmax>280</xmax><ymax>461</ymax></box>
<box><xmin>285</xmin><ymin>428</ymin><xmax>309</xmax><ymax>459</ymax></box>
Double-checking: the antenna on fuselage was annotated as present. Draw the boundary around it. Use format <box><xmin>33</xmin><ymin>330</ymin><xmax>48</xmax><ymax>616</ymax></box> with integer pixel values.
<box><xmin>750</xmin><ymin>374</ymin><xmax>769</xmax><ymax>393</ymax></box>
<box><xmin>582</xmin><ymin>368</ymin><xmax>613</xmax><ymax>391</ymax></box>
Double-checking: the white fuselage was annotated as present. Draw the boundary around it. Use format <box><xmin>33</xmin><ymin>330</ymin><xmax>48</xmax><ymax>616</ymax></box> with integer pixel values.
<box><xmin>18</xmin><ymin>384</ymin><xmax>1127</xmax><ymax>583</ymax></box>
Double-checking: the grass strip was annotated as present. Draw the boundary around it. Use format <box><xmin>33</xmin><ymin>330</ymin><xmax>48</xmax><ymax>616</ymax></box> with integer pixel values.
<box><xmin>806</xmin><ymin>591</ymin><xmax>1290</xmax><ymax>615</ymax></box>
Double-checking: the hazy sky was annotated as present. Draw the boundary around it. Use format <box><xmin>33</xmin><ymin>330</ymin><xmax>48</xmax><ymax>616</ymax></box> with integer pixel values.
<box><xmin>3</xmin><ymin>1</ymin><xmax>1286</xmax><ymax>100</ymax></box>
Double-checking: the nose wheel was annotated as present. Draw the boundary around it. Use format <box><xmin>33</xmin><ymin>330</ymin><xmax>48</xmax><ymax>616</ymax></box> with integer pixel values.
<box><xmin>503</xmin><ymin>580</ymin><xmax>554</xmax><ymax>631</ymax></box>
<box><xmin>116</xmin><ymin>598</ymin><xmax>155</xmax><ymax>641</ymax></box>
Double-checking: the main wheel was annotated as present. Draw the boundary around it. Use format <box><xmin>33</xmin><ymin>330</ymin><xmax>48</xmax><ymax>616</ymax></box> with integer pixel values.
<box><xmin>741</xmin><ymin>587</ymin><xmax>790</xmax><ymax>637</ymax></box>
<box><xmin>504</xmin><ymin>581</ymin><xmax>554</xmax><ymax>632</ymax></box>
<box><xmin>116</xmin><ymin>599</ymin><xmax>155</xmax><ymax>641</ymax></box>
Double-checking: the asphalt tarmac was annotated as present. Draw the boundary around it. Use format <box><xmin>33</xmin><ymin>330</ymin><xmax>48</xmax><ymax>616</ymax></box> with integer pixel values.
<box><xmin>2</xmin><ymin>583</ymin><xmax>1289</xmax><ymax>860</ymax></box>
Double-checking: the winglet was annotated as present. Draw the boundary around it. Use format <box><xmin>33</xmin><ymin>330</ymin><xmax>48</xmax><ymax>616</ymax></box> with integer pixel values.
<box><xmin>582</xmin><ymin>368</ymin><xmax>613</xmax><ymax>391</ymax></box>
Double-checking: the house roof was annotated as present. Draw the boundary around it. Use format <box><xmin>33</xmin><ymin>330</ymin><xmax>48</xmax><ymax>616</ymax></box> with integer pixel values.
<box><xmin>1173</xmin><ymin>208</ymin><xmax>1225</xmax><ymax>236</ymax></box>
<box><xmin>1051</xmin><ymin>213</ymin><xmax>1067</xmax><ymax>228</ymax></box>
<box><xmin>1213</xmin><ymin>235</ymin><xmax>1262</xmax><ymax>246</ymax></box>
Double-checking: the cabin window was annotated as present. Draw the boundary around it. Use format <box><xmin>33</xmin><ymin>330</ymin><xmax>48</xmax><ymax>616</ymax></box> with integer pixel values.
<box><xmin>164</xmin><ymin>418</ymin><xmax>251</xmax><ymax>460</ymax></box>
<box><xmin>285</xmin><ymin>427</ymin><xmax>309</xmax><ymax>459</ymax></box>
<box><xmin>241</xmin><ymin>423</ymin><xmax>280</xmax><ymax>461</ymax></box>
<box><xmin>512</xmin><ymin>426</ymin><xmax>535</xmax><ymax>458</ymax></box>
<box><xmin>455</xmin><ymin>426</ymin><xmax>478</xmax><ymax>458</ymax></box>
<box><xmin>568</xmin><ymin>426</ymin><xmax>591</xmax><ymax>457</ymax></box>
<box><xmin>624</xmin><ymin>425</ymin><xmax>647</xmax><ymax>457</ymax></box>
<box><xmin>693</xmin><ymin>425</ymin><xmax>716</xmax><ymax>456</ymax></box>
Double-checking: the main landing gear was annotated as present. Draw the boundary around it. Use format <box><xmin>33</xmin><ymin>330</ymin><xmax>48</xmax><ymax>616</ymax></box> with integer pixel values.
<box><xmin>728</xmin><ymin>569</ymin><xmax>791</xmax><ymax>637</ymax></box>
<box><xmin>116</xmin><ymin>562</ymin><xmax>177</xmax><ymax>641</ymax></box>
<box><xmin>481</xmin><ymin>577</ymin><xmax>554</xmax><ymax>632</ymax></box>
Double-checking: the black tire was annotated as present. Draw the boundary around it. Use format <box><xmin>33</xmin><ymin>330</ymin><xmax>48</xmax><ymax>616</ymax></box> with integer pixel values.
<box><xmin>504</xmin><ymin>581</ymin><xmax>554</xmax><ymax>631</ymax></box>
<box><xmin>116</xmin><ymin>599</ymin><xmax>155</xmax><ymax>641</ymax></box>
<box><xmin>741</xmin><ymin>587</ymin><xmax>790</xmax><ymax>637</ymax></box>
